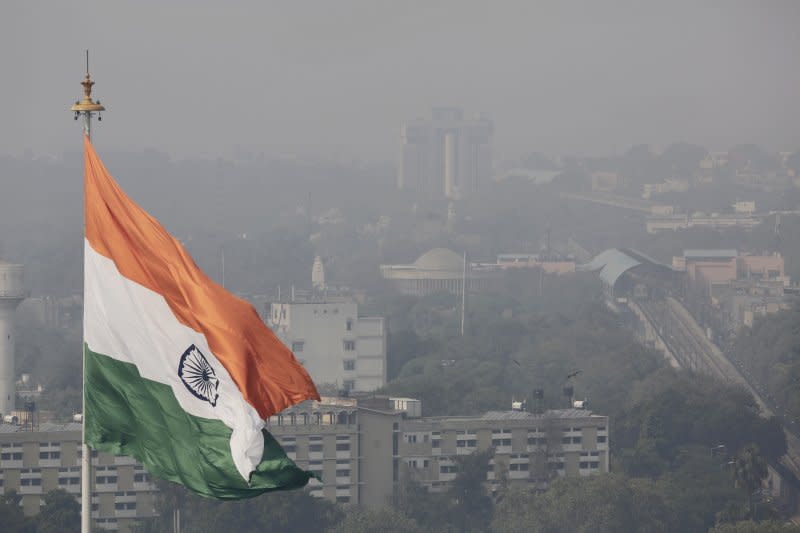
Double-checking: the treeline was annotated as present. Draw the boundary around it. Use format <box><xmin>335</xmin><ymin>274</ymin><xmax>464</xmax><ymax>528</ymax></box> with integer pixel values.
<box><xmin>732</xmin><ymin>304</ymin><xmax>800</xmax><ymax>430</ymax></box>
<box><xmin>129</xmin><ymin>285</ymin><xmax>791</xmax><ymax>533</ymax></box>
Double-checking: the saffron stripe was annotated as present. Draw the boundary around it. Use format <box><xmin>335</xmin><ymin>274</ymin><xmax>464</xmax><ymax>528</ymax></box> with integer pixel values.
<box><xmin>83</xmin><ymin>136</ymin><xmax>319</xmax><ymax>419</ymax></box>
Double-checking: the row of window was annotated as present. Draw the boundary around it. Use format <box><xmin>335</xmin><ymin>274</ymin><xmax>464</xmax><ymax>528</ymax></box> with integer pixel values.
<box><xmin>39</xmin><ymin>451</ymin><xmax>60</xmax><ymax>460</ymax></box>
<box><xmin>291</xmin><ymin>340</ymin><xmax>357</xmax><ymax>353</ymax></box>
<box><xmin>308</xmin><ymin>443</ymin><xmax>351</xmax><ymax>453</ymax></box>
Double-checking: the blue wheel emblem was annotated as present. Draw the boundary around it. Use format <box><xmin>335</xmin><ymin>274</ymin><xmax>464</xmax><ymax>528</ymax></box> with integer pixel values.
<box><xmin>178</xmin><ymin>344</ymin><xmax>220</xmax><ymax>407</ymax></box>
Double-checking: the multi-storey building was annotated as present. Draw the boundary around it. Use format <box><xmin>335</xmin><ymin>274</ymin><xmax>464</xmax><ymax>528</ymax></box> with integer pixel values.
<box><xmin>398</xmin><ymin>409</ymin><xmax>609</xmax><ymax>493</ymax></box>
<box><xmin>267</xmin><ymin>298</ymin><xmax>387</xmax><ymax>392</ymax></box>
<box><xmin>399</xmin><ymin>107</ymin><xmax>493</xmax><ymax>199</ymax></box>
<box><xmin>267</xmin><ymin>396</ymin><xmax>609</xmax><ymax>507</ymax></box>
<box><xmin>0</xmin><ymin>422</ymin><xmax>158</xmax><ymax>532</ymax></box>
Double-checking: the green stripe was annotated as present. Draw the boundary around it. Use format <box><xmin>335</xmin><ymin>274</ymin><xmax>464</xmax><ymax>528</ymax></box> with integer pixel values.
<box><xmin>84</xmin><ymin>345</ymin><xmax>313</xmax><ymax>499</ymax></box>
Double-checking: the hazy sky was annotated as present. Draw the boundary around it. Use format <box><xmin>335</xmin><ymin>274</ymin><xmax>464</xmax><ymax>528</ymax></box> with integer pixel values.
<box><xmin>3</xmin><ymin>1</ymin><xmax>800</xmax><ymax>161</ymax></box>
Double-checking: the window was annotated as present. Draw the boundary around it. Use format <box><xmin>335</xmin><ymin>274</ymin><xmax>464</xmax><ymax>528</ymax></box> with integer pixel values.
<box><xmin>346</xmin><ymin>319</ymin><xmax>353</xmax><ymax>331</ymax></box>
<box><xmin>343</xmin><ymin>340</ymin><xmax>356</xmax><ymax>351</ymax></box>
<box><xmin>432</xmin><ymin>439</ymin><xmax>441</xmax><ymax>448</ymax></box>
<box><xmin>597</xmin><ymin>436</ymin><xmax>607</xmax><ymax>443</ymax></box>
<box><xmin>309</xmin><ymin>444</ymin><xmax>323</xmax><ymax>452</ymax></box>
<box><xmin>343</xmin><ymin>380</ymin><xmax>355</xmax><ymax>391</ymax></box>
<box><xmin>291</xmin><ymin>341</ymin><xmax>304</xmax><ymax>353</ymax></box>
<box><xmin>335</xmin><ymin>443</ymin><xmax>350</xmax><ymax>452</ymax></box>
<box><xmin>343</xmin><ymin>360</ymin><xmax>355</xmax><ymax>371</ymax></box>
<box><xmin>336</xmin><ymin>469</ymin><xmax>350</xmax><ymax>477</ymax></box>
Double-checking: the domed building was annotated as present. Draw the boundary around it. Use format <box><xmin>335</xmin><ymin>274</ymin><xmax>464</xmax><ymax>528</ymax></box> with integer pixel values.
<box><xmin>379</xmin><ymin>248</ymin><xmax>502</xmax><ymax>296</ymax></box>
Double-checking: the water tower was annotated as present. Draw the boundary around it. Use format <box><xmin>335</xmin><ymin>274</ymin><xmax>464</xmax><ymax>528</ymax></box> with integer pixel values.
<box><xmin>0</xmin><ymin>261</ymin><xmax>24</xmax><ymax>416</ymax></box>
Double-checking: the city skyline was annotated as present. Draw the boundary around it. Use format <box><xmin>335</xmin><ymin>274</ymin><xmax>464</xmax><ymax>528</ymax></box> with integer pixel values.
<box><xmin>3</xmin><ymin>2</ymin><xmax>800</xmax><ymax>162</ymax></box>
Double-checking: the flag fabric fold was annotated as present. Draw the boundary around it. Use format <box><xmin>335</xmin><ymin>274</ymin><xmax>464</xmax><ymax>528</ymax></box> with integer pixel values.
<box><xmin>83</xmin><ymin>136</ymin><xmax>320</xmax><ymax>499</ymax></box>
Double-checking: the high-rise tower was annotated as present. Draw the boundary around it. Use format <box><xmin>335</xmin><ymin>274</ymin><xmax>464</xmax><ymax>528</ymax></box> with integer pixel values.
<box><xmin>0</xmin><ymin>261</ymin><xmax>24</xmax><ymax>416</ymax></box>
<box><xmin>399</xmin><ymin>107</ymin><xmax>493</xmax><ymax>199</ymax></box>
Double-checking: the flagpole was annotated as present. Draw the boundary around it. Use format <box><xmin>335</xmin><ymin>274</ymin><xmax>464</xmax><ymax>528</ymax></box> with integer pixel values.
<box><xmin>71</xmin><ymin>50</ymin><xmax>105</xmax><ymax>533</ymax></box>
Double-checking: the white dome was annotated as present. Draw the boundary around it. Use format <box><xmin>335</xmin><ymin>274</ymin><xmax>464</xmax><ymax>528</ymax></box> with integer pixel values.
<box><xmin>413</xmin><ymin>248</ymin><xmax>463</xmax><ymax>272</ymax></box>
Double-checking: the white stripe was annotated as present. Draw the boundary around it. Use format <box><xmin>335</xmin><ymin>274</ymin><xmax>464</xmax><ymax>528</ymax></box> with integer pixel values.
<box><xmin>84</xmin><ymin>240</ymin><xmax>263</xmax><ymax>482</ymax></box>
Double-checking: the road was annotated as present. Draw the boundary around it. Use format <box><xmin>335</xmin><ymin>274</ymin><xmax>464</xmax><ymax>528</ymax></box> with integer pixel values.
<box><xmin>633</xmin><ymin>296</ymin><xmax>800</xmax><ymax>482</ymax></box>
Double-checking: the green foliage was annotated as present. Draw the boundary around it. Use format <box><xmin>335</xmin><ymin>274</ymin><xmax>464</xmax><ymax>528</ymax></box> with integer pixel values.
<box><xmin>710</xmin><ymin>521</ymin><xmax>800</xmax><ymax>533</ymax></box>
<box><xmin>491</xmin><ymin>474</ymin><xmax>673</xmax><ymax>533</ymax></box>
<box><xmin>615</xmin><ymin>370</ymin><xmax>786</xmax><ymax>476</ymax></box>
<box><xmin>328</xmin><ymin>507</ymin><xmax>423</xmax><ymax>533</ymax></box>
<box><xmin>733</xmin><ymin>445</ymin><xmax>769</xmax><ymax>519</ymax></box>
<box><xmin>134</xmin><ymin>482</ymin><xmax>342</xmax><ymax>533</ymax></box>
<box><xmin>732</xmin><ymin>304</ymin><xmax>800</xmax><ymax>433</ymax></box>
<box><xmin>0</xmin><ymin>490</ymin><xmax>35</xmax><ymax>533</ymax></box>
<box><xmin>448</xmin><ymin>450</ymin><xmax>494</xmax><ymax>533</ymax></box>
<box><xmin>36</xmin><ymin>489</ymin><xmax>80</xmax><ymax>533</ymax></box>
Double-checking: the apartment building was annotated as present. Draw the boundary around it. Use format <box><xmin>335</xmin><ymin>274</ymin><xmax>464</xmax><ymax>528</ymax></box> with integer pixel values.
<box><xmin>0</xmin><ymin>422</ymin><xmax>158</xmax><ymax>532</ymax></box>
<box><xmin>266</xmin><ymin>397</ymin><xmax>609</xmax><ymax>507</ymax></box>
<box><xmin>398</xmin><ymin>409</ymin><xmax>609</xmax><ymax>493</ymax></box>
<box><xmin>267</xmin><ymin>298</ymin><xmax>387</xmax><ymax>392</ymax></box>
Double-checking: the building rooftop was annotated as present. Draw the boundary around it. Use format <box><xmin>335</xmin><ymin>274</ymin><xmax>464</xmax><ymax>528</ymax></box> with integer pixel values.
<box><xmin>580</xmin><ymin>248</ymin><xmax>673</xmax><ymax>288</ymax></box>
<box><xmin>0</xmin><ymin>422</ymin><xmax>81</xmax><ymax>434</ymax></box>
<box><xmin>683</xmin><ymin>249</ymin><xmax>739</xmax><ymax>259</ymax></box>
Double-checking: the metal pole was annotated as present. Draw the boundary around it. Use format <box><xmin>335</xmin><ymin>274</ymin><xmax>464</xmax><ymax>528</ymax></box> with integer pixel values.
<box><xmin>81</xmin><ymin>108</ymin><xmax>93</xmax><ymax>533</ymax></box>
<box><xmin>461</xmin><ymin>252</ymin><xmax>466</xmax><ymax>336</ymax></box>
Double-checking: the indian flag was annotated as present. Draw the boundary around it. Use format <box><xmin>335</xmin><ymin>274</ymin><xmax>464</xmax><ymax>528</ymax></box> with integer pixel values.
<box><xmin>82</xmin><ymin>136</ymin><xmax>320</xmax><ymax>499</ymax></box>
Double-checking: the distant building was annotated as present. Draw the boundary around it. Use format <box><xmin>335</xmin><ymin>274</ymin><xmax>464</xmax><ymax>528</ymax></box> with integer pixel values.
<box><xmin>580</xmin><ymin>248</ymin><xmax>678</xmax><ymax>300</ymax></box>
<box><xmin>642</xmin><ymin>178</ymin><xmax>689</xmax><ymax>199</ymax></box>
<box><xmin>267</xmin><ymin>396</ymin><xmax>609</xmax><ymax>506</ymax></box>
<box><xmin>0</xmin><ymin>422</ymin><xmax>158</xmax><ymax>532</ymax></box>
<box><xmin>646</xmin><ymin>213</ymin><xmax>762</xmax><ymax>233</ymax></box>
<box><xmin>379</xmin><ymin>248</ymin><xmax>503</xmax><ymax>297</ymax></box>
<box><xmin>732</xmin><ymin>201</ymin><xmax>756</xmax><ymax>215</ymax></box>
<box><xmin>399</xmin><ymin>107</ymin><xmax>493</xmax><ymax>199</ymax></box>
<box><xmin>312</xmin><ymin>255</ymin><xmax>326</xmax><ymax>290</ymax></box>
<box><xmin>671</xmin><ymin>250</ymin><xmax>794</xmax><ymax>337</ymax></box>
<box><xmin>590</xmin><ymin>171</ymin><xmax>619</xmax><ymax>192</ymax></box>
<box><xmin>267</xmin><ymin>298</ymin><xmax>386</xmax><ymax>392</ymax></box>
<box><xmin>673</xmin><ymin>250</ymin><xmax>788</xmax><ymax>286</ymax></box>
<box><xmin>495</xmin><ymin>253</ymin><xmax>576</xmax><ymax>275</ymax></box>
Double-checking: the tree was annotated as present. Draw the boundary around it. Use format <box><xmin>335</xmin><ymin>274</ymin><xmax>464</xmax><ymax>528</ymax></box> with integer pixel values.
<box><xmin>0</xmin><ymin>490</ymin><xmax>35</xmax><ymax>533</ymax></box>
<box><xmin>328</xmin><ymin>507</ymin><xmax>423</xmax><ymax>533</ymax></box>
<box><xmin>710</xmin><ymin>521</ymin><xmax>800</xmax><ymax>533</ymax></box>
<box><xmin>733</xmin><ymin>445</ymin><xmax>768</xmax><ymax>520</ymax></box>
<box><xmin>448</xmin><ymin>450</ymin><xmax>494</xmax><ymax>533</ymax></box>
<box><xmin>36</xmin><ymin>489</ymin><xmax>80</xmax><ymax>533</ymax></box>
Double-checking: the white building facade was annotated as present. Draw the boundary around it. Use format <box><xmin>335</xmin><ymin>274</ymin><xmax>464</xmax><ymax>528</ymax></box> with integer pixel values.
<box><xmin>267</xmin><ymin>299</ymin><xmax>386</xmax><ymax>392</ymax></box>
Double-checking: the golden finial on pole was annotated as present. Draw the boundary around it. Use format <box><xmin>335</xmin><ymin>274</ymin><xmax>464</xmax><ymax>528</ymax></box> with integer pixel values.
<box><xmin>70</xmin><ymin>50</ymin><xmax>105</xmax><ymax>139</ymax></box>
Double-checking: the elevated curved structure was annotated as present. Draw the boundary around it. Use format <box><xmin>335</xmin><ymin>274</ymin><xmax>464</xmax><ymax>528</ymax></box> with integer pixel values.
<box><xmin>580</xmin><ymin>248</ymin><xmax>677</xmax><ymax>298</ymax></box>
